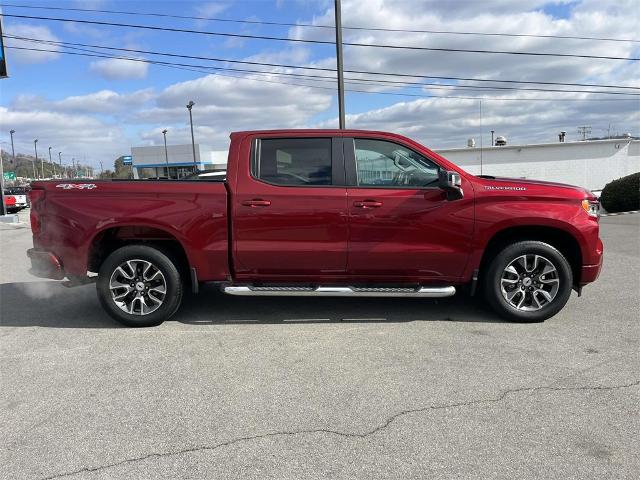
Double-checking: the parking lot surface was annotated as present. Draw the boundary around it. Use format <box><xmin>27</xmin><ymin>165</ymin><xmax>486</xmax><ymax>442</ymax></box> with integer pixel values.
<box><xmin>1</xmin><ymin>210</ymin><xmax>638</xmax><ymax>479</ymax></box>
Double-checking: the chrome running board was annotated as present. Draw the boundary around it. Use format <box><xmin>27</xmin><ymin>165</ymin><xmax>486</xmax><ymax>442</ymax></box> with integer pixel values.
<box><xmin>223</xmin><ymin>286</ymin><xmax>456</xmax><ymax>298</ymax></box>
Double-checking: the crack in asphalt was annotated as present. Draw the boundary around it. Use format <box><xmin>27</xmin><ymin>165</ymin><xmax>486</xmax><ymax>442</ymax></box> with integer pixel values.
<box><xmin>41</xmin><ymin>379</ymin><xmax>639</xmax><ymax>479</ymax></box>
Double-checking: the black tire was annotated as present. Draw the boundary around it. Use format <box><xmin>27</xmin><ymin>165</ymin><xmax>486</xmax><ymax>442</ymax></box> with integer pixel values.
<box><xmin>97</xmin><ymin>245</ymin><xmax>183</xmax><ymax>327</ymax></box>
<box><xmin>484</xmin><ymin>241</ymin><xmax>573</xmax><ymax>323</ymax></box>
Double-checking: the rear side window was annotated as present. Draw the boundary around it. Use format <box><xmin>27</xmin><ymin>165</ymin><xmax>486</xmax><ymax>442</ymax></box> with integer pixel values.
<box><xmin>255</xmin><ymin>138</ymin><xmax>332</xmax><ymax>186</ymax></box>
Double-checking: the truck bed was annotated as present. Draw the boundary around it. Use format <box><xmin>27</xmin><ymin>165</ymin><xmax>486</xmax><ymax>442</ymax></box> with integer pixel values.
<box><xmin>30</xmin><ymin>180</ymin><xmax>230</xmax><ymax>281</ymax></box>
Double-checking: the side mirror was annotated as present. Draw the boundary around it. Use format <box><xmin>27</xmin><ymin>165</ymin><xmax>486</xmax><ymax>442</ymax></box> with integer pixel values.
<box><xmin>438</xmin><ymin>170</ymin><xmax>463</xmax><ymax>200</ymax></box>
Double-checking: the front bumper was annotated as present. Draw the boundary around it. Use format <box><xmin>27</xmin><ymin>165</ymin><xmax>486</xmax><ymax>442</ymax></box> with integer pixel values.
<box><xmin>27</xmin><ymin>248</ymin><xmax>65</xmax><ymax>280</ymax></box>
<box><xmin>580</xmin><ymin>237</ymin><xmax>603</xmax><ymax>285</ymax></box>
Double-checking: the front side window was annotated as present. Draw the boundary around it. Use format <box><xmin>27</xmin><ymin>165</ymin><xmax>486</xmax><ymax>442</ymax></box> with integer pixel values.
<box><xmin>256</xmin><ymin>138</ymin><xmax>332</xmax><ymax>186</ymax></box>
<box><xmin>354</xmin><ymin>138</ymin><xmax>440</xmax><ymax>188</ymax></box>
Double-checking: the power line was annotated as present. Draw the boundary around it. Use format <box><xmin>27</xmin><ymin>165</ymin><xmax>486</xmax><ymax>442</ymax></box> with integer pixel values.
<box><xmin>4</xmin><ymin>33</ymin><xmax>640</xmax><ymax>92</ymax></box>
<box><xmin>4</xmin><ymin>45</ymin><xmax>637</xmax><ymax>102</ymax></box>
<box><xmin>1</xmin><ymin>2</ymin><xmax>638</xmax><ymax>43</ymax></box>
<box><xmin>2</xmin><ymin>13</ymin><xmax>638</xmax><ymax>61</ymax></box>
<box><xmin>5</xmin><ymin>38</ymin><xmax>640</xmax><ymax>96</ymax></box>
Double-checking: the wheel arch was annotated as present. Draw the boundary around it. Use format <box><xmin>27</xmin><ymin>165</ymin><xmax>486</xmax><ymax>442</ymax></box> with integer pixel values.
<box><xmin>88</xmin><ymin>224</ymin><xmax>192</xmax><ymax>283</ymax></box>
<box><xmin>477</xmin><ymin>225</ymin><xmax>583</xmax><ymax>287</ymax></box>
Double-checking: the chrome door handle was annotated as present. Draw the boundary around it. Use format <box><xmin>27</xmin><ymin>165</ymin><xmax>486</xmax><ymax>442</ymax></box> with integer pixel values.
<box><xmin>242</xmin><ymin>199</ymin><xmax>271</xmax><ymax>207</ymax></box>
<box><xmin>354</xmin><ymin>200</ymin><xmax>383</xmax><ymax>208</ymax></box>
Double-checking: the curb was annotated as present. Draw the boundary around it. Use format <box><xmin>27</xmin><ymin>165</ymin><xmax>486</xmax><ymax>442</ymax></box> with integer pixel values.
<box><xmin>600</xmin><ymin>210</ymin><xmax>640</xmax><ymax>217</ymax></box>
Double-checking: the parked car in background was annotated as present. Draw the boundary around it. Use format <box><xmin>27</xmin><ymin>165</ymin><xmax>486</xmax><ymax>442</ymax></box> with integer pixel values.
<box><xmin>4</xmin><ymin>194</ymin><xmax>18</xmax><ymax>213</ymax></box>
<box><xmin>4</xmin><ymin>186</ymin><xmax>30</xmax><ymax>210</ymax></box>
<box><xmin>27</xmin><ymin>129</ymin><xmax>603</xmax><ymax>327</ymax></box>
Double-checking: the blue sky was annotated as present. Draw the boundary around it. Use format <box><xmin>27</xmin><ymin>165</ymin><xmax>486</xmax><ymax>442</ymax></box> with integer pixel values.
<box><xmin>0</xmin><ymin>0</ymin><xmax>638</xmax><ymax>167</ymax></box>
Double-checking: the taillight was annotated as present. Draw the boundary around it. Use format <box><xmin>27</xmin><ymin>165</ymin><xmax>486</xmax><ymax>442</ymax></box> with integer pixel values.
<box><xmin>5</xmin><ymin>195</ymin><xmax>16</xmax><ymax>206</ymax></box>
<box><xmin>29</xmin><ymin>189</ymin><xmax>45</xmax><ymax>235</ymax></box>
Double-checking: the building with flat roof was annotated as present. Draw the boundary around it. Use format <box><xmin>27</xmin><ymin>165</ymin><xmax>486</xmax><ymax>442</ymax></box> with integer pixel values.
<box><xmin>435</xmin><ymin>138</ymin><xmax>639</xmax><ymax>191</ymax></box>
<box><xmin>131</xmin><ymin>144</ymin><xmax>227</xmax><ymax>179</ymax></box>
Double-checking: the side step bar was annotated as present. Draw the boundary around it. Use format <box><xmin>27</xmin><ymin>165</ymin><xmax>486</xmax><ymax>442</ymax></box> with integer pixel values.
<box><xmin>223</xmin><ymin>286</ymin><xmax>456</xmax><ymax>298</ymax></box>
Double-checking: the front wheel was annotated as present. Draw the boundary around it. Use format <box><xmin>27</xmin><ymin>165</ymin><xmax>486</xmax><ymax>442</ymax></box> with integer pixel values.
<box><xmin>97</xmin><ymin>245</ymin><xmax>183</xmax><ymax>327</ymax></box>
<box><xmin>484</xmin><ymin>241</ymin><xmax>573</xmax><ymax>323</ymax></box>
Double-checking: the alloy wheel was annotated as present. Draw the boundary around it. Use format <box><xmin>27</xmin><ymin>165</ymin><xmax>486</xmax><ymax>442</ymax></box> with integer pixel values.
<box><xmin>109</xmin><ymin>259</ymin><xmax>167</xmax><ymax>315</ymax></box>
<box><xmin>500</xmin><ymin>254</ymin><xmax>560</xmax><ymax>312</ymax></box>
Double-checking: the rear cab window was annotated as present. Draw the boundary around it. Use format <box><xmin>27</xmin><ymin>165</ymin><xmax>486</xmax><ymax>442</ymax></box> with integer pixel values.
<box><xmin>253</xmin><ymin>138</ymin><xmax>333</xmax><ymax>186</ymax></box>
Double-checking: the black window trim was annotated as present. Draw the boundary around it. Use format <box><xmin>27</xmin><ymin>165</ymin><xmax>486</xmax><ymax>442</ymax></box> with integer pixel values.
<box><xmin>251</xmin><ymin>136</ymin><xmax>346</xmax><ymax>188</ymax></box>
<box><xmin>344</xmin><ymin>137</ymin><xmax>444</xmax><ymax>190</ymax></box>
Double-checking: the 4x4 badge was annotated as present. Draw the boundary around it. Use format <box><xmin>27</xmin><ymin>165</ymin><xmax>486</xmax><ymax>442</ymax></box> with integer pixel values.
<box><xmin>56</xmin><ymin>183</ymin><xmax>97</xmax><ymax>190</ymax></box>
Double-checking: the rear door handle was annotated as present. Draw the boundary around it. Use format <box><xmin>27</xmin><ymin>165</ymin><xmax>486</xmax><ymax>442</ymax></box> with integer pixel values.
<box><xmin>353</xmin><ymin>200</ymin><xmax>383</xmax><ymax>208</ymax></box>
<box><xmin>242</xmin><ymin>199</ymin><xmax>271</xmax><ymax>207</ymax></box>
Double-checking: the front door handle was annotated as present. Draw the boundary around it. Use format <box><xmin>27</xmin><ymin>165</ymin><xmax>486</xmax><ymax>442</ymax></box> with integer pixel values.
<box><xmin>354</xmin><ymin>200</ymin><xmax>383</xmax><ymax>209</ymax></box>
<box><xmin>242</xmin><ymin>199</ymin><xmax>271</xmax><ymax>207</ymax></box>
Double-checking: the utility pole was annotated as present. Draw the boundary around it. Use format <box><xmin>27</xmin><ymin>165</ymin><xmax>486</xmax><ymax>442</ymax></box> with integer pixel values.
<box><xmin>334</xmin><ymin>0</ymin><xmax>346</xmax><ymax>129</ymax></box>
<box><xmin>479</xmin><ymin>100</ymin><xmax>483</xmax><ymax>176</ymax></box>
<box><xmin>162</xmin><ymin>129</ymin><xmax>169</xmax><ymax>178</ymax></box>
<box><xmin>577</xmin><ymin>125</ymin><xmax>592</xmax><ymax>141</ymax></box>
<box><xmin>33</xmin><ymin>139</ymin><xmax>38</xmax><ymax>179</ymax></box>
<box><xmin>72</xmin><ymin>158</ymin><xmax>75</xmax><ymax>178</ymax></box>
<box><xmin>186</xmin><ymin>101</ymin><xmax>197</xmax><ymax>170</ymax></box>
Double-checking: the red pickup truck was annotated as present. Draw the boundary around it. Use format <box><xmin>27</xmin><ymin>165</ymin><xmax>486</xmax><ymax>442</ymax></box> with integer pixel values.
<box><xmin>27</xmin><ymin>130</ymin><xmax>603</xmax><ymax>327</ymax></box>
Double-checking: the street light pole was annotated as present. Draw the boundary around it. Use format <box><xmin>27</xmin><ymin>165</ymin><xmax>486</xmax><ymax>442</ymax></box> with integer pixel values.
<box><xmin>72</xmin><ymin>158</ymin><xmax>75</xmax><ymax>178</ymax></box>
<box><xmin>58</xmin><ymin>151</ymin><xmax>63</xmax><ymax>178</ymax></box>
<box><xmin>33</xmin><ymin>139</ymin><xmax>38</xmax><ymax>180</ymax></box>
<box><xmin>9</xmin><ymin>129</ymin><xmax>16</xmax><ymax>163</ymax></box>
<box><xmin>48</xmin><ymin>146</ymin><xmax>54</xmax><ymax>178</ymax></box>
<box><xmin>186</xmin><ymin>101</ymin><xmax>197</xmax><ymax>170</ymax></box>
<box><xmin>334</xmin><ymin>0</ymin><xmax>346</xmax><ymax>129</ymax></box>
<box><xmin>162</xmin><ymin>129</ymin><xmax>170</xmax><ymax>178</ymax></box>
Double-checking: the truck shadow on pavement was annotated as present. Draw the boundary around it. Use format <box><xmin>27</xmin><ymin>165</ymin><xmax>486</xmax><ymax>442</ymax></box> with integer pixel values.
<box><xmin>0</xmin><ymin>282</ymin><xmax>505</xmax><ymax>328</ymax></box>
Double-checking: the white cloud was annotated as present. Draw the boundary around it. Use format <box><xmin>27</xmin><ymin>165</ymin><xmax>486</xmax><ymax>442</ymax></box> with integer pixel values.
<box><xmin>3</xmin><ymin>24</ymin><xmax>61</xmax><ymax>64</ymax></box>
<box><xmin>11</xmin><ymin>89</ymin><xmax>156</xmax><ymax>114</ymax></box>
<box><xmin>194</xmin><ymin>2</ymin><xmax>229</xmax><ymax>17</ymax></box>
<box><xmin>0</xmin><ymin>106</ymin><xmax>131</xmax><ymax>167</ymax></box>
<box><xmin>193</xmin><ymin>2</ymin><xmax>230</xmax><ymax>27</ymax></box>
<box><xmin>316</xmin><ymin>92</ymin><xmax>639</xmax><ymax>148</ymax></box>
<box><xmin>89</xmin><ymin>58</ymin><xmax>149</xmax><ymax>80</ymax></box>
<box><xmin>135</xmin><ymin>73</ymin><xmax>333</xmax><ymax>149</ymax></box>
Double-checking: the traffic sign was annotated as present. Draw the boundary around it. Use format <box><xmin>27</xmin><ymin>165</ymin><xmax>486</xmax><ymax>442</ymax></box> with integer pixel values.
<box><xmin>3</xmin><ymin>172</ymin><xmax>16</xmax><ymax>181</ymax></box>
<box><xmin>122</xmin><ymin>155</ymin><xmax>133</xmax><ymax>166</ymax></box>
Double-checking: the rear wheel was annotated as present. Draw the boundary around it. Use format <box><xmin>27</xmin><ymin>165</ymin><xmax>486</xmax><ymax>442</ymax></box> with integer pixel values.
<box><xmin>484</xmin><ymin>241</ymin><xmax>573</xmax><ymax>323</ymax></box>
<box><xmin>97</xmin><ymin>245</ymin><xmax>183</xmax><ymax>327</ymax></box>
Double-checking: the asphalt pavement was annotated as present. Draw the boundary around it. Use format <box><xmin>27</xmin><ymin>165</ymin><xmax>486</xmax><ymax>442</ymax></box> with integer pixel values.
<box><xmin>1</xmin><ymin>210</ymin><xmax>638</xmax><ymax>479</ymax></box>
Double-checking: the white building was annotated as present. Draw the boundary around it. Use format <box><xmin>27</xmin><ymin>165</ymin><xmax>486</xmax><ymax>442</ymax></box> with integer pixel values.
<box><xmin>131</xmin><ymin>144</ymin><xmax>228</xmax><ymax>179</ymax></box>
<box><xmin>435</xmin><ymin>138</ymin><xmax>639</xmax><ymax>191</ymax></box>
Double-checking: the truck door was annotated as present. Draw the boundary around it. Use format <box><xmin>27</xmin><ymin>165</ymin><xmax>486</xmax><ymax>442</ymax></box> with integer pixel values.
<box><xmin>344</xmin><ymin>137</ymin><xmax>474</xmax><ymax>282</ymax></box>
<box><xmin>232</xmin><ymin>135</ymin><xmax>348</xmax><ymax>279</ymax></box>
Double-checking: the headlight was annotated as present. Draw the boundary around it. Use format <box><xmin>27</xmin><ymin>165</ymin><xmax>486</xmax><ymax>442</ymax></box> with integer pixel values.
<box><xmin>581</xmin><ymin>199</ymin><xmax>600</xmax><ymax>218</ymax></box>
